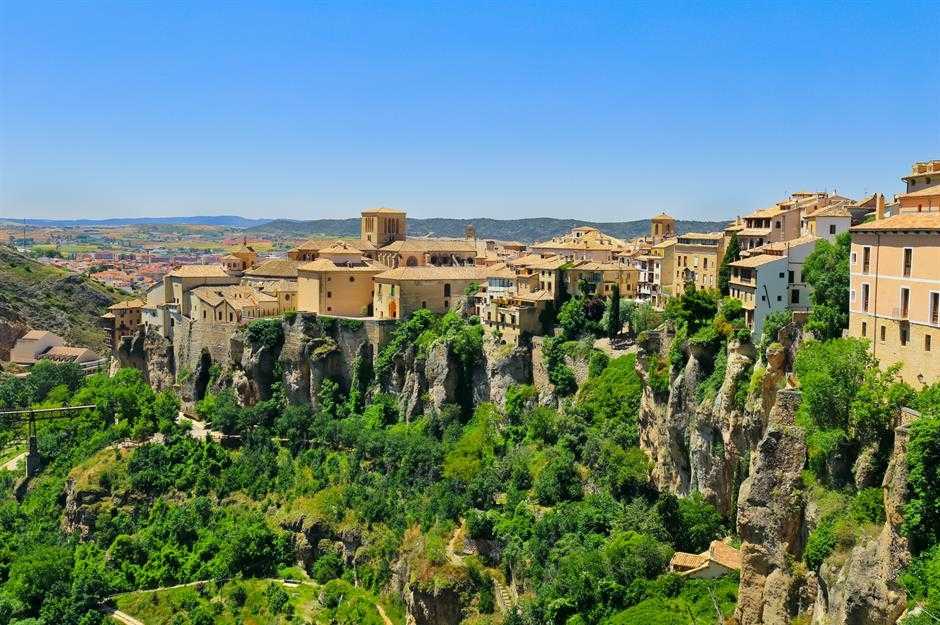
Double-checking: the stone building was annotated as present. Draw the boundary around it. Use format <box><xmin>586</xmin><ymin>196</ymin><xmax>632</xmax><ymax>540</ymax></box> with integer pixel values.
<box><xmin>373</xmin><ymin>266</ymin><xmax>486</xmax><ymax>320</ymax></box>
<box><xmin>190</xmin><ymin>285</ymin><xmax>280</xmax><ymax>324</ymax></box>
<box><xmin>101</xmin><ymin>298</ymin><xmax>145</xmax><ymax>349</ymax></box>
<box><xmin>728</xmin><ymin>254</ymin><xmax>788</xmax><ymax>338</ymax></box>
<box><xmin>296</xmin><ymin>251</ymin><xmax>386</xmax><ymax>317</ymax></box>
<box><xmin>649</xmin><ymin>212</ymin><xmax>676</xmax><ymax>244</ymax></box>
<box><xmin>376</xmin><ymin>238</ymin><xmax>481</xmax><ymax>268</ymax></box>
<box><xmin>361</xmin><ymin>206</ymin><xmax>407</xmax><ymax>248</ymax></box>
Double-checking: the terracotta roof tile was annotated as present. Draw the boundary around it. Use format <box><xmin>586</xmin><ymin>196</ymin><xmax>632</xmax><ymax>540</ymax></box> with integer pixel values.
<box><xmin>850</xmin><ymin>213</ymin><xmax>940</xmax><ymax>232</ymax></box>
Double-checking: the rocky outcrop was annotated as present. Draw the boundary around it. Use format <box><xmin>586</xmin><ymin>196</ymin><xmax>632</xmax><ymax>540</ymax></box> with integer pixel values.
<box><xmin>404</xmin><ymin>585</ymin><xmax>466</xmax><ymax>625</ymax></box>
<box><xmin>61</xmin><ymin>477</ymin><xmax>107</xmax><ymax>541</ymax></box>
<box><xmin>0</xmin><ymin>319</ymin><xmax>27</xmax><ymax>362</ymax></box>
<box><xmin>735</xmin><ymin>389</ymin><xmax>808</xmax><ymax>625</ymax></box>
<box><xmin>810</xmin><ymin>408</ymin><xmax>916</xmax><ymax>625</ymax></box>
<box><xmin>114</xmin><ymin>325</ymin><xmax>175</xmax><ymax>391</ymax></box>
<box><xmin>480</xmin><ymin>342</ymin><xmax>532</xmax><ymax>408</ymax></box>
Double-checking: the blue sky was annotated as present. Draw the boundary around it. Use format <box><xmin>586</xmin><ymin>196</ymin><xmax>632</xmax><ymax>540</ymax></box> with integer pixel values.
<box><xmin>1</xmin><ymin>1</ymin><xmax>938</xmax><ymax>221</ymax></box>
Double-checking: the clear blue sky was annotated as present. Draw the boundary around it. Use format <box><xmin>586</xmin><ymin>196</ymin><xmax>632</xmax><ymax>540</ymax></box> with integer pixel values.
<box><xmin>1</xmin><ymin>1</ymin><xmax>938</xmax><ymax>222</ymax></box>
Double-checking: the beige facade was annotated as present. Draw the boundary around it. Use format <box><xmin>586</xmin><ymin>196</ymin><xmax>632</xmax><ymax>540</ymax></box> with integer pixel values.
<box><xmin>190</xmin><ymin>285</ymin><xmax>280</xmax><ymax>324</ymax></box>
<box><xmin>163</xmin><ymin>265</ymin><xmax>240</xmax><ymax>317</ymax></box>
<box><xmin>373</xmin><ymin>266</ymin><xmax>486</xmax><ymax>320</ymax></box>
<box><xmin>9</xmin><ymin>330</ymin><xmax>64</xmax><ymax>365</ymax></box>
<box><xmin>103</xmin><ymin>298</ymin><xmax>145</xmax><ymax>348</ymax></box>
<box><xmin>849</xmin><ymin>213</ymin><xmax>940</xmax><ymax>387</ymax></box>
<box><xmin>899</xmin><ymin>160</ymin><xmax>940</xmax><ymax>213</ymax></box>
<box><xmin>566</xmin><ymin>261</ymin><xmax>638</xmax><ymax>299</ymax></box>
<box><xmin>672</xmin><ymin>233</ymin><xmax>723</xmax><ymax>295</ymax></box>
<box><xmin>361</xmin><ymin>207</ymin><xmax>406</xmax><ymax>248</ymax></box>
<box><xmin>650</xmin><ymin>212</ymin><xmax>676</xmax><ymax>244</ymax></box>
<box><xmin>376</xmin><ymin>238</ymin><xmax>481</xmax><ymax>268</ymax></box>
<box><xmin>297</xmin><ymin>258</ymin><xmax>385</xmax><ymax>317</ymax></box>
<box><xmin>530</xmin><ymin>226</ymin><xmax>627</xmax><ymax>262</ymax></box>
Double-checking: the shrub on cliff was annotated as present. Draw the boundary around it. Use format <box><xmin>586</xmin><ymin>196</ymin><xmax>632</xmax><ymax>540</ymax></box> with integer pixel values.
<box><xmin>246</xmin><ymin>317</ymin><xmax>284</xmax><ymax>351</ymax></box>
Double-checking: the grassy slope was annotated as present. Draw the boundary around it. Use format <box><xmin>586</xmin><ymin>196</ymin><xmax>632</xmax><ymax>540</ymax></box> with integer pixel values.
<box><xmin>0</xmin><ymin>245</ymin><xmax>121</xmax><ymax>354</ymax></box>
<box><xmin>112</xmin><ymin>578</ymin><xmax>398</xmax><ymax>625</ymax></box>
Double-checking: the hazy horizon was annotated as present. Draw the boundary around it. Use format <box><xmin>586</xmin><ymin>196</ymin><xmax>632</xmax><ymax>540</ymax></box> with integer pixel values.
<box><xmin>2</xmin><ymin>1</ymin><xmax>938</xmax><ymax>221</ymax></box>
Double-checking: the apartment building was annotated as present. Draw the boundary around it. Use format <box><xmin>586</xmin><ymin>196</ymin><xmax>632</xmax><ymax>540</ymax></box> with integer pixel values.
<box><xmin>565</xmin><ymin>261</ymin><xmax>638</xmax><ymax>299</ymax></box>
<box><xmin>849</xmin><ymin>212</ymin><xmax>940</xmax><ymax>386</ymax></box>
<box><xmin>672</xmin><ymin>232</ymin><xmax>724</xmax><ymax>295</ymax></box>
<box><xmin>728</xmin><ymin>254</ymin><xmax>789</xmax><ymax>339</ymax></box>
<box><xmin>101</xmin><ymin>298</ymin><xmax>145</xmax><ymax>348</ymax></box>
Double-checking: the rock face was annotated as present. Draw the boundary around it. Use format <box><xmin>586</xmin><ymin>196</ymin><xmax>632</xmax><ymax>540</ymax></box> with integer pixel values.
<box><xmin>735</xmin><ymin>389</ymin><xmax>808</xmax><ymax>625</ymax></box>
<box><xmin>61</xmin><ymin>477</ymin><xmax>106</xmax><ymax>541</ymax></box>
<box><xmin>114</xmin><ymin>325</ymin><xmax>175</xmax><ymax>391</ymax></box>
<box><xmin>404</xmin><ymin>585</ymin><xmax>465</xmax><ymax>625</ymax></box>
<box><xmin>0</xmin><ymin>320</ymin><xmax>27</xmax><ymax>362</ymax></box>
<box><xmin>810</xmin><ymin>408</ymin><xmax>916</xmax><ymax>625</ymax></box>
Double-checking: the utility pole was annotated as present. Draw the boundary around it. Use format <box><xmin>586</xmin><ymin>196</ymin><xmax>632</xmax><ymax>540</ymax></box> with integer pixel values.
<box><xmin>0</xmin><ymin>405</ymin><xmax>97</xmax><ymax>478</ymax></box>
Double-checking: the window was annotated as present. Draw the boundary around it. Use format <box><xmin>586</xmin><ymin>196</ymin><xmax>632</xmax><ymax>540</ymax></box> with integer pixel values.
<box><xmin>444</xmin><ymin>283</ymin><xmax>451</xmax><ymax>297</ymax></box>
<box><xmin>829</xmin><ymin>224</ymin><xmax>837</xmax><ymax>235</ymax></box>
<box><xmin>927</xmin><ymin>334</ymin><xmax>932</xmax><ymax>352</ymax></box>
<box><xmin>777</xmin><ymin>295</ymin><xmax>782</xmax><ymax>302</ymax></box>
<box><xmin>862</xmin><ymin>284</ymin><xmax>870</xmax><ymax>312</ymax></box>
<box><xmin>788</xmin><ymin>270</ymin><xmax>794</xmax><ymax>283</ymax></box>
<box><xmin>880</xmin><ymin>325</ymin><xmax>886</xmax><ymax>342</ymax></box>
<box><xmin>444</xmin><ymin>300</ymin><xmax>449</xmax><ymax>307</ymax></box>
<box><xmin>900</xmin><ymin>325</ymin><xmax>909</xmax><ymax>346</ymax></box>
<box><xmin>851</xmin><ymin>252</ymin><xmax>857</xmax><ymax>264</ymax></box>
<box><xmin>861</xmin><ymin>321</ymin><xmax>867</xmax><ymax>337</ymax></box>
<box><xmin>203</xmin><ymin>310</ymin><xmax>207</xmax><ymax>319</ymax></box>
<box><xmin>349</xmin><ymin>276</ymin><xmax>355</xmax><ymax>282</ymax></box>
<box><xmin>791</xmin><ymin>289</ymin><xmax>800</xmax><ymax>304</ymax></box>
<box><xmin>775</xmin><ymin>221</ymin><xmax>781</xmax><ymax>229</ymax></box>
<box><xmin>903</xmin><ymin>248</ymin><xmax>913</xmax><ymax>277</ymax></box>
<box><xmin>779</xmin><ymin>271</ymin><xmax>785</xmax><ymax>279</ymax></box>
<box><xmin>901</xmin><ymin>288</ymin><xmax>910</xmax><ymax>319</ymax></box>
<box><xmin>421</xmin><ymin>300</ymin><xmax>427</xmax><ymax>308</ymax></box>
<box><xmin>863</xmin><ymin>247</ymin><xmax>871</xmax><ymax>273</ymax></box>
<box><xmin>327</xmin><ymin>291</ymin><xmax>332</xmax><ymax>298</ymax></box>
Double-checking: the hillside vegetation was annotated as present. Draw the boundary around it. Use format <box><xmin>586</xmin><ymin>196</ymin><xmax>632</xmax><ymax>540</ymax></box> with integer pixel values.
<box><xmin>0</xmin><ymin>245</ymin><xmax>121</xmax><ymax>354</ymax></box>
<box><xmin>246</xmin><ymin>216</ymin><xmax>730</xmax><ymax>243</ymax></box>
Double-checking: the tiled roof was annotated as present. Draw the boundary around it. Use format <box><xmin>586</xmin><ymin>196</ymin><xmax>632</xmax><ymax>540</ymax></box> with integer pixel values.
<box><xmin>805</xmin><ymin>203</ymin><xmax>852</xmax><ymax>218</ymax></box>
<box><xmin>191</xmin><ymin>285</ymin><xmax>278</xmax><ymax>309</ymax></box>
<box><xmin>361</xmin><ymin>206</ymin><xmax>406</xmax><ymax>214</ymax></box>
<box><xmin>669</xmin><ymin>552</ymin><xmax>708</xmax><ymax>570</ymax></box>
<box><xmin>708</xmin><ymin>540</ymin><xmax>741</xmax><ymax>570</ymax></box>
<box><xmin>109</xmin><ymin>298</ymin><xmax>146</xmax><ymax>310</ymax></box>
<box><xmin>731</xmin><ymin>254</ymin><xmax>785</xmax><ymax>268</ymax></box>
<box><xmin>41</xmin><ymin>346</ymin><xmax>95</xmax><ymax>361</ymax></box>
<box><xmin>298</xmin><ymin>258</ymin><xmax>385</xmax><ymax>273</ymax></box>
<box><xmin>515</xmin><ymin>289</ymin><xmax>554</xmax><ymax>302</ymax></box>
<box><xmin>850</xmin><ymin>213</ymin><xmax>940</xmax><ymax>232</ymax></box>
<box><xmin>374</xmin><ymin>266</ymin><xmax>487</xmax><ymax>281</ymax></box>
<box><xmin>898</xmin><ymin>183</ymin><xmax>940</xmax><ymax>199</ymax></box>
<box><xmin>738</xmin><ymin>227</ymin><xmax>772</xmax><ymax>237</ymax></box>
<box><xmin>320</xmin><ymin>240</ymin><xmax>363</xmax><ymax>255</ymax></box>
<box><xmin>244</xmin><ymin>259</ymin><xmax>303</xmax><ymax>279</ymax></box>
<box><xmin>651</xmin><ymin>212</ymin><xmax>675</xmax><ymax>221</ymax></box>
<box><xmin>167</xmin><ymin>264</ymin><xmax>231</xmax><ymax>278</ymax></box>
<box><xmin>380</xmin><ymin>238</ymin><xmax>479</xmax><ymax>253</ymax></box>
<box><xmin>759</xmin><ymin>234</ymin><xmax>820</xmax><ymax>253</ymax></box>
<box><xmin>21</xmin><ymin>330</ymin><xmax>54</xmax><ymax>340</ymax></box>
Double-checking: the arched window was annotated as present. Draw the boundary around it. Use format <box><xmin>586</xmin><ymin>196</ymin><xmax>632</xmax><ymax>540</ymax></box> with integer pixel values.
<box><xmin>406</xmin><ymin>256</ymin><xmax>418</xmax><ymax>267</ymax></box>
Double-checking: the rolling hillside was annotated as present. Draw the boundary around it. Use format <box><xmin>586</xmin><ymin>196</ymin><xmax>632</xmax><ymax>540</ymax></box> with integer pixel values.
<box><xmin>0</xmin><ymin>245</ymin><xmax>121</xmax><ymax>357</ymax></box>
<box><xmin>246</xmin><ymin>216</ymin><xmax>732</xmax><ymax>242</ymax></box>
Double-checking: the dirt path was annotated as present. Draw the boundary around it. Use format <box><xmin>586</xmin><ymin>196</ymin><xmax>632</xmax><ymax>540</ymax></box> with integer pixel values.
<box><xmin>1</xmin><ymin>452</ymin><xmax>26</xmax><ymax>472</ymax></box>
<box><xmin>376</xmin><ymin>602</ymin><xmax>395</xmax><ymax>625</ymax></box>
<box><xmin>103</xmin><ymin>607</ymin><xmax>146</xmax><ymax>625</ymax></box>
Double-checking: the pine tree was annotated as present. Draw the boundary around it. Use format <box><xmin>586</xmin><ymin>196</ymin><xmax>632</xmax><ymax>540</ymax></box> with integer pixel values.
<box><xmin>606</xmin><ymin>284</ymin><xmax>621</xmax><ymax>337</ymax></box>
<box><xmin>718</xmin><ymin>232</ymin><xmax>740</xmax><ymax>296</ymax></box>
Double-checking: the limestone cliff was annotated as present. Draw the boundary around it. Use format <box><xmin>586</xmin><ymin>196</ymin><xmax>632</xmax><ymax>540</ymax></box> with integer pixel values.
<box><xmin>113</xmin><ymin>324</ymin><xmax>175</xmax><ymax>391</ymax></box>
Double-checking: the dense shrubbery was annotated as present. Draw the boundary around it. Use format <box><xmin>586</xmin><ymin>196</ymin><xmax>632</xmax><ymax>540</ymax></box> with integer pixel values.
<box><xmin>803</xmin><ymin>232</ymin><xmax>850</xmax><ymax>340</ymax></box>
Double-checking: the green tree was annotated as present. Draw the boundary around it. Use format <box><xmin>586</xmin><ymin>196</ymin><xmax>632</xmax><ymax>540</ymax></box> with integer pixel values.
<box><xmin>905</xmin><ymin>414</ymin><xmax>940</xmax><ymax>553</ymax></box>
<box><xmin>717</xmin><ymin>232</ymin><xmax>740</xmax><ymax>296</ymax></box>
<box><xmin>803</xmin><ymin>232</ymin><xmax>851</xmax><ymax>339</ymax></box>
<box><xmin>606</xmin><ymin>284</ymin><xmax>621</xmax><ymax>338</ymax></box>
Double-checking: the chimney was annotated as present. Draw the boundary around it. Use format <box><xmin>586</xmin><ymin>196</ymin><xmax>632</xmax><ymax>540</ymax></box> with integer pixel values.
<box><xmin>875</xmin><ymin>193</ymin><xmax>885</xmax><ymax>221</ymax></box>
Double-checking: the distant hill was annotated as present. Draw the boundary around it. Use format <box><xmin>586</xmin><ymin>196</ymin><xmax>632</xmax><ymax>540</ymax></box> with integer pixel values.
<box><xmin>8</xmin><ymin>215</ymin><xmax>271</xmax><ymax>228</ymax></box>
<box><xmin>246</xmin><ymin>216</ymin><xmax>732</xmax><ymax>243</ymax></box>
<box><xmin>0</xmin><ymin>245</ymin><xmax>122</xmax><ymax>357</ymax></box>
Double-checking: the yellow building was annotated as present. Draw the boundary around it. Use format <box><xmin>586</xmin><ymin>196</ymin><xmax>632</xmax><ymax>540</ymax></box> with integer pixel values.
<box><xmin>102</xmin><ymin>298</ymin><xmax>145</xmax><ymax>348</ymax></box>
<box><xmin>650</xmin><ymin>212</ymin><xmax>676</xmax><ymax>244</ymax></box>
<box><xmin>530</xmin><ymin>226</ymin><xmax>627</xmax><ymax>262</ymax></box>
<box><xmin>373</xmin><ymin>266</ymin><xmax>487</xmax><ymax>320</ymax></box>
<box><xmin>163</xmin><ymin>265</ymin><xmax>240</xmax><ymax>318</ymax></box>
<box><xmin>190</xmin><ymin>285</ymin><xmax>280</xmax><ymax>324</ymax></box>
<box><xmin>849</xmin><ymin>211</ymin><xmax>940</xmax><ymax>387</ymax></box>
<box><xmin>296</xmin><ymin>242</ymin><xmax>386</xmax><ymax>317</ymax></box>
<box><xmin>565</xmin><ymin>261</ymin><xmax>638</xmax><ymax>299</ymax></box>
<box><xmin>361</xmin><ymin>207</ymin><xmax>407</xmax><ymax>248</ymax></box>
<box><xmin>898</xmin><ymin>160</ymin><xmax>940</xmax><ymax>213</ymax></box>
<box><xmin>376</xmin><ymin>238</ymin><xmax>482</xmax><ymax>268</ymax></box>
<box><xmin>672</xmin><ymin>233</ymin><xmax>724</xmax><ymax>295</ymax></box>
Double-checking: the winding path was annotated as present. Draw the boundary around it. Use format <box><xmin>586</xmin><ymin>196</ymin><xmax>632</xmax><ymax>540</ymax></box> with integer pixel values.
<box><xmin>1</xmin><ymin>452</ymin><xmax>26</xmax><ymax>472</ymax></box>
<box><xmin>103</xmin><ymin>607</ymin><xmax>145</xmax><ymax>625</ymax></box>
